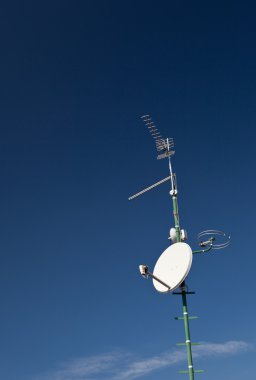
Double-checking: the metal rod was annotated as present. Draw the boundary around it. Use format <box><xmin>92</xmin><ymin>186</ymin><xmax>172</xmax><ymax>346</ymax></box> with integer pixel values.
<box><xmin>128</xmin><ymin>176</ymin><xmax>172</xmax><ymax>200</ymax></box>
<box><xmin>181</xmin><ymin>284</ymin><xmax>194</xmax><ymax>380</ymax></box>
<box><xmin>168</xmin><ymin>155</ymin><xmax>175</xmax><ymax>193</ymax></box>
<box><xmin>192</xmin><ymin>244</ymin><xmax>213</xmax><ymax>254</ymax></box>
<box><xmin>171</xmin><ymin>175</ymin><xmax>194</xmax><ymax>380</ymax></box>
<box><xmin>172</xmin><ymin>193</ymin><xmax>181</xmax><ymax>243</ymax></box>
<box><xmin>147</xmin><ymin>271</ymin><xmax>171</xmax><ymax>290</ymax></box>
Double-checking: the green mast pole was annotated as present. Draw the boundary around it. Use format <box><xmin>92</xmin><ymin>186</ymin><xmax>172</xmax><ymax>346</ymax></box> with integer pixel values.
<box><xmin>170</xmin><ymin>170</ymin><xmax>195</xmax><ymax>380</ymax></box>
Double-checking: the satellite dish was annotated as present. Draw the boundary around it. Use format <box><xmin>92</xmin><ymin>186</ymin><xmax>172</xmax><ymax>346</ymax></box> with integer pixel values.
<box><xmin>152</xmin><ymin>242</ymin><xmax>193</xmax><ymax>293</ymax></box>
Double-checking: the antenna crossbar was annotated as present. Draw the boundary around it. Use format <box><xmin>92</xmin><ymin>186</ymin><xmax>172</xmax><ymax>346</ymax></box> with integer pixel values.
<box><xmin>128</xmin><ymin>175</ymin><xmax>171</xmax><ymax>200</ymax></box>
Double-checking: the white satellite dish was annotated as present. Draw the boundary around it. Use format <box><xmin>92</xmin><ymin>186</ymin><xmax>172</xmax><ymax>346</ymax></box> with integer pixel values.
<box><xmin>153</xmin><ymin>242</ymin><xmax>193</xmax><ymax>293</ymax></box>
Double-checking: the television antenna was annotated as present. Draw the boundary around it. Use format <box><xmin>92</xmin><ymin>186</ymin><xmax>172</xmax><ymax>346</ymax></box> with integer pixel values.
<box><xmin>128</xmin><ymin>115</ymin><xmax>230</xmax><ymax>380</ymax></box>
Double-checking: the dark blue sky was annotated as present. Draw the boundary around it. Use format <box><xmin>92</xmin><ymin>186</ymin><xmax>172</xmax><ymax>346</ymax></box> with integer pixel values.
<box><xmin>0</xmin><ymin>1</ymin><xmax>255</xmax><ymax>380</ymax></box>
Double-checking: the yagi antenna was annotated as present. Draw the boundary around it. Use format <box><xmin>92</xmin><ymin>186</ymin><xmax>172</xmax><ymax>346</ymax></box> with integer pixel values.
<box><xmin>141</xmin><ymin>115</ymin><xmax>175</xmax><ymax>159</ymax></box>
<box><xmin>128</xmin><ymin>114</ymin><xmax>231</xmax><ymax>380</ymax></box>
<box><xmin>129</xmin><ymin>115</ymin><xmax>176</xmax><ymax>201</ymax></box>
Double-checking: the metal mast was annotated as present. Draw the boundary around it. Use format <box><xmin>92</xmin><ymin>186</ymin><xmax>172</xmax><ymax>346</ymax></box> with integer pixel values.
<box><xmin>168</xmin><ymin>157</ymin><xmax>199</xmax><ymax>379</ymax></box>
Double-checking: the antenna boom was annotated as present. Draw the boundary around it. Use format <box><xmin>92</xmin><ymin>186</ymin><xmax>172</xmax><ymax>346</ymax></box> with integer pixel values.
<box><xmin>128</xmin><ymin>175</ymin><xmax>171</xmax><ymax>200</ymax></box>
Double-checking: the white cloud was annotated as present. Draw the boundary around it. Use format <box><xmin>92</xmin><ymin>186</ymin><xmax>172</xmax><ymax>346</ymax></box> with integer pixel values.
<box><xmin>36</xmin><ymin>351</ymin><xmax>127</xmax><ymax>380</ymax></box>
<box><xmin>36</xmin><ymin>341</ymin><xmax>252</xmax><ymax>380</ymax></box>
<box><xmin>193</xmin><ymin>341</ymin><xmax>253</xmax><ymax>357</ymax></box>
<box><xmin>111</xmin><ymin>350</ymin><xmax>186</xmax><ymax>380</ymax></box>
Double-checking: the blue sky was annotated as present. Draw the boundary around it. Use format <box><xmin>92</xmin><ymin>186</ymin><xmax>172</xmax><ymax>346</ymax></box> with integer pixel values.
<box><xmin>0</xmin><ymin>1</ymin><xmax>255</xmax><ymax>379</ymax></box>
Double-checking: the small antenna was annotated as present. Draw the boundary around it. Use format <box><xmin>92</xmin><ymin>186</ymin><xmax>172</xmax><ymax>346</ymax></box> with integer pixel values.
<box><xmin>128</xmin><ymin>175</ymin><xmax>172</xmax><ymax>201</ymax></box>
